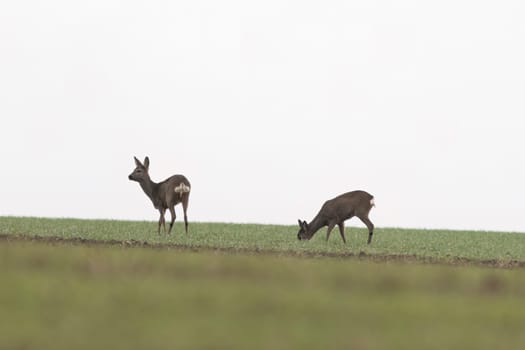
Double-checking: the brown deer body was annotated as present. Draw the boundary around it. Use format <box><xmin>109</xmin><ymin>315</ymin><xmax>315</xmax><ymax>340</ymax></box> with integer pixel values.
<box><xmin>128</xmin><ymin>156</ymin><xmax>191</xmax><ymax>235</ymax></box>
<box><xmin>297</xmin><ymin>190</ymin><xmax>375</xmax><ymax>244</ymax></box>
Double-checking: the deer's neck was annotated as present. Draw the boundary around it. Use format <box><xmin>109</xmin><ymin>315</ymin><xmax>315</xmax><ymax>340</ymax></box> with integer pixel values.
<box><xmin>307</xmin><ymin>215</ymin><xmax>326</xmax><ymax>238</ymax></box>
<box><xmin>139</xmin><ymin>178</ymin><xmax>160</xmax><ymax>207</ymax></box>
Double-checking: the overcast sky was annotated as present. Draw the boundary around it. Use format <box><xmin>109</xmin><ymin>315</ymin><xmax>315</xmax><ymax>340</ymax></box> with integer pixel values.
<box><xmin>1</xmin><ymin>1</ymin><xmax>524</xmax><ymax>232</ymax></box>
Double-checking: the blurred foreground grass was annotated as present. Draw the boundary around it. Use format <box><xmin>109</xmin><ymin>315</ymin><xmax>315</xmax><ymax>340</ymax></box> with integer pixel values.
<box><xmin>1</xmin><ymin>239</ymin><xmax>525</xmax><ymax>350</ymax></box>
<box><xmin>1</xmin><ymin>216</ymin><xmax>525</xmax><ymax>263</ymax></box>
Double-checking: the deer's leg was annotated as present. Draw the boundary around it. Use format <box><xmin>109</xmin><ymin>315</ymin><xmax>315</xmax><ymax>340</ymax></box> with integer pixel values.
<box><xmin>157</xmin><ymin>211</ymin><xmax>162</xmax><ymax>235</ymax></box>
<box><xmin>358</xmin><ymin>215</ymin><xmax>374</xmax><ymax>244</ymax></box>
<box><xmin>337</xmin><ymin>222</ymin><xmax>346</xmax><ymax>244</ymax></box>
<box><xmin>182</xmin><ymin>194</ymin><xmax>189</xmax><ymax>234</ymax></box>
<box><xmin>168</xmin><ymin>206</ymin><xmax>176</xmax><ymax>235</ymax></box>
<box><xmin>158</xmin><ymin>209</ymin><xmax>166</xmax><ymax>235</ymax></box>
<box><xmin>326</xmin><ymin>222</ymin><xmax>336</xmax><ymax>241</ymax></box>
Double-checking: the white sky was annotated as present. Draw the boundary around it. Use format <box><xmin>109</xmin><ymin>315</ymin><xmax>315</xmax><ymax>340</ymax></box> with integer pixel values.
<box><xmin>1</xmin><ymin>1</ymin><xmax>525</xmax><ymax>232</ymax></box>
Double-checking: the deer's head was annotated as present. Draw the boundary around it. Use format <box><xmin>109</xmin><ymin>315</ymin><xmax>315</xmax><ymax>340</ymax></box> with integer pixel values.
<box><xmin>128</xmin><ymin>156</ymin><xmax>150</xmax><ymax>183</ymax></box>
<box><xmin>297</xmin><ymin>219</ymin><xmax>311</xmax><ymax>240</ymax></box>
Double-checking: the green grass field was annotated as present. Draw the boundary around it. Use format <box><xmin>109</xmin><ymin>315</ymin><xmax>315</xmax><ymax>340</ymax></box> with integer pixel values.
<box><xmin>1</xmin><ymin>216</ymin><xmax>525</xmax><ymax>349</ymax></box>
<box><xmin>1</xmin><ymin>216</ymin><xmax>524</xmax><ymax>264</ymax></box>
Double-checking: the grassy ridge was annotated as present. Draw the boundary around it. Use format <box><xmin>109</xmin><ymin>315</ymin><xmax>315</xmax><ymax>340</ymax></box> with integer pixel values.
<box><xmin>1</xmin><ymin>216</ymin><xmax>524</xmax><ymax>263</ymax></box>
<box><xmin>2</xmin><ymin>240</ymin><xmax>525</xmax><ymax>350</ymax></box>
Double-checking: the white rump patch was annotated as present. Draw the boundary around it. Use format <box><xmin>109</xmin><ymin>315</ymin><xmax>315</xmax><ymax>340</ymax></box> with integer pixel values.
<box><xmin>370</xmin><ymin>198</ymin><xmax>375</xmax><ymax>207</ymax></box>
<box><xmin>174</xmin><ymin>183</ymin><xmax>191</xmax><ymax>194</ymax></box>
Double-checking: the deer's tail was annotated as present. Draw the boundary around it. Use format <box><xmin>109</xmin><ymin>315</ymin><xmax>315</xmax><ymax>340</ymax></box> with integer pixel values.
<box><xmin>174</xmin><ymin>183</ymin><xmax>191</xmax><ymax>195</ymax></box>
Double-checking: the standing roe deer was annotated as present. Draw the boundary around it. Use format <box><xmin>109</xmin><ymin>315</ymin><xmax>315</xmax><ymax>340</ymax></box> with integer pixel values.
<box><xmin>297</xmin><ymin>190</ymin><xmax>375</xmax><ymax>244</ymax></box>
<box><xmin>128</xmin><ymin>156</ymin><xmax>191</xmax><ymax>235</ymax></box>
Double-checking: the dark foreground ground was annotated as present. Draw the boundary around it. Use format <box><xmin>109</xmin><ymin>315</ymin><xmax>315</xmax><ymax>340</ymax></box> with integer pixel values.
<box><xmin>1</xmin><ymin>235</ymin><xmax>525</xmax><ymax>350</ymax></box>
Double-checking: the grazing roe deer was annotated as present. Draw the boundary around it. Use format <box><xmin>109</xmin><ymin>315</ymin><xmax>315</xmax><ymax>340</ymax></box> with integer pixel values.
<box><xmin>297</xmin><ymin>190</ymin><xmax>375</xmax><ymax>244</ymax></box>
<box><xmin>128</xmin><ymin>156</ymin><xmax>191</xmax><ymax>235</ymax></box>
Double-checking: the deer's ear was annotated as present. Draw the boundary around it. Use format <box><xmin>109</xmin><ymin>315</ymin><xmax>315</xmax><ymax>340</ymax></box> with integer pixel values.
<box><xmin>298</xmin><ymin>220</ymin><xmax>307</xmax><ymax>230</ymax></box>
<box><xmin>134</xmin><ymin>156</ymin><xmax>142</xmax><ymax>167</ymax></box>
<box><xmin>143</xmin><ymin>157</ymin><xmax>150</xmax><ymax>170</ymax></box>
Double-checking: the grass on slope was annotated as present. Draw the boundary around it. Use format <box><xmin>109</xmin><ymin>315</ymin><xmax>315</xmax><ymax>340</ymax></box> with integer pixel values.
<box><xmin>1</xmin><ymin>216</ymin><xmax>524</xmax><ymax>263</ymax></box>
<box><xmin>1</xmin><ymin>240</ymin><xmax>525</xmax><ymax>350</ymax></box>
